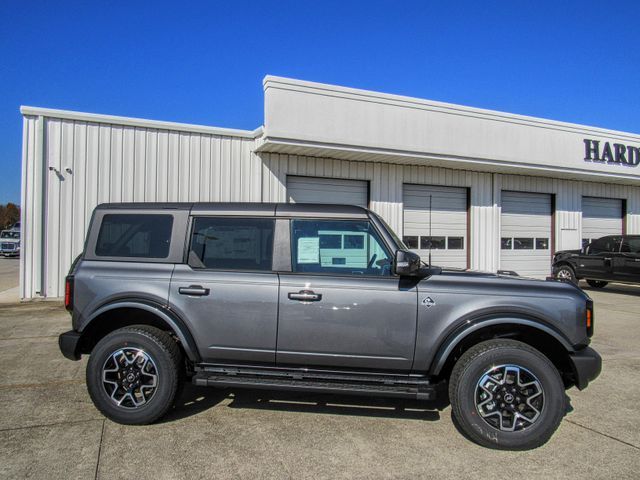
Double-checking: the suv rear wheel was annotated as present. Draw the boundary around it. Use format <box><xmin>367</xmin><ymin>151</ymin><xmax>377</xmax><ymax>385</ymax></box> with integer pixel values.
<box><xmin>449</xmin><ymin>339</ymin><xmax>565</xmax><ymax>450</ymax></box>
<box><xmin>86</xmin><ymin>325</ymin><xmax>183</xmax><ymax>424</ymax></box>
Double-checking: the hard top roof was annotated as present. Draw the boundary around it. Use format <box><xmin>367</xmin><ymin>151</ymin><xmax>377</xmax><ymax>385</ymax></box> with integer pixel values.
<box><xmin>95</xmin><ymin>202</ymin><xmax>370</xmax><ymax>218</ymax></box>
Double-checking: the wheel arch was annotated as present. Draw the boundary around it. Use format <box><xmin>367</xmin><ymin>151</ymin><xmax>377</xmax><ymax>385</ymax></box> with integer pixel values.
<box><xmin>78</xmin><ymin>301</ymin><xmax>201</xmax><ymax>362</ymax></box>
<box><xmin>429</xmin><ymin>317</ymin><xmax>576</xmax><ymax>387</ymax></box>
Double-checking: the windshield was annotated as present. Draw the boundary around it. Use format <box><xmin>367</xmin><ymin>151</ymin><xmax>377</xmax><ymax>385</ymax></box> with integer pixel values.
<box><xmin>371</xmin><ymin>212</ymin><xmax>407</xmax><ymax>250</ymax></box>
<box><xmin>0</xmin><ymin>231</ymin><xmax>19</xmax><ymax>239</ymax></box>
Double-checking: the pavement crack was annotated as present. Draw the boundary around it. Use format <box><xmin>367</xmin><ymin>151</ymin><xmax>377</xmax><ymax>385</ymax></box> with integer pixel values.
<box><xmin>0</xmin><ymin>379</ymin><xmax>85</xmax><ymax>390</ymax></box>
<box><xmin>94</xmin><ymin>419</ymin><xmax>106</xmax><ymax>480</ymax></box>
<box><xmin>565</xmin><ymin>419</ymin><xmax>640</xmax><ymax>451</ymax></box>
<box><xmin>0</xmin><ymin>418</ymin><xmax>101</xmax><ymax>433</ymax></box>
<box><xmin>0</xmin><ymin>334</ymin><xmax>60</xmax><ymax>341</ymax></box>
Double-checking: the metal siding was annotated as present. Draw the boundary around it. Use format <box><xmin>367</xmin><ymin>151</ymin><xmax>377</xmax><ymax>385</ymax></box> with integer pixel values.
<box><xmin>26</xmin><ymin>117</ymin><xmax>259</xmax><ymax>298</ymax></box>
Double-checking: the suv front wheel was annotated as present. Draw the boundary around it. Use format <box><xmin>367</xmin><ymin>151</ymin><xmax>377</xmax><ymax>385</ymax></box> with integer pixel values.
<box><xmin>86</xmin><ymin>325</ymin><xmax>183</xmax><ymax>424</ymax></box>
<box><xmin>554</xmin><ymin>265</ymin><xmax>576</xmax><ymax>283</ymax></box>
<box><xmin>449</xmin><ymin>339</ymin><xmax>565</xmax><ymax>450</ymax></box>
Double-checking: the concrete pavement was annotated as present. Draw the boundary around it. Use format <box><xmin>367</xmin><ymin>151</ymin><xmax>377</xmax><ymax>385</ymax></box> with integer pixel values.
<box><xmin>0</xmin><ymin>284</ymin><xmax>639</xmax><ymax>479</ymax></box>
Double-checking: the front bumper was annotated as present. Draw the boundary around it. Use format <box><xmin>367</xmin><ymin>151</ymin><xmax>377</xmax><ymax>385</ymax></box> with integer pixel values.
<box><xmin>58</xmin><ymin>330</ymin><xmax>82</xmax><ymax>361</ymax></box>
<box><xmin>568</xmin><ymin>346</ymin><xmax>602</xmax><ymax>390</ymax></box>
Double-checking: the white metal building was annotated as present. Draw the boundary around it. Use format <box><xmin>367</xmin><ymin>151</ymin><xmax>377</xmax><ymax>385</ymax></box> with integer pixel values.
<box><xmin>20</xmin><ymin>76</ymin><xmax>640</xmax><ymax>298</ymax></box>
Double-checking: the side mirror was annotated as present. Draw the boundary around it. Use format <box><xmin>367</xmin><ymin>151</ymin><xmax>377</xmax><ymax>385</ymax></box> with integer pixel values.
<box><xmin>394</xmin><ymin>250</ymin><xmax>421</xmax><ymax>276</ymax></box>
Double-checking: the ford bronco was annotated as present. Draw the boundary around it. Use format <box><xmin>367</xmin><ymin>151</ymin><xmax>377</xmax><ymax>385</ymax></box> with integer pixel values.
<box><xmin>58</xmin><ymin>203</ymin><xmax>601</xmax><ymax>450</ymax></box>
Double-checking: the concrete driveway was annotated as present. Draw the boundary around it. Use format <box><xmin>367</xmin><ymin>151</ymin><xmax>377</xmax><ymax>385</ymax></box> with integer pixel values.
<box><xmin>0</xmin><ymin>284</ymin><xmax>639</xmax><ymax>479</ymax></box>
<box><xmin>0</xmin><ymin>257</ymin><xmax>19</xmax><ymax>294</ymax></box>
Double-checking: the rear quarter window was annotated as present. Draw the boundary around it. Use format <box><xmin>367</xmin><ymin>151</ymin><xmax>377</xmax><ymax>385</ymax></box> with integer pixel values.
<box><xmin>96</xmin><ymin>214</ymin><xmax>173</xmax><ymax>258</ymax></box>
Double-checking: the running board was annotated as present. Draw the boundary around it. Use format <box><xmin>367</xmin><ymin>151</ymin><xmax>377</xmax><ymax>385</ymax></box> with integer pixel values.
<box><xmin>192</xmin><ymin>365</ymin><xmax>440</xmax><ymax>401</ymax></box>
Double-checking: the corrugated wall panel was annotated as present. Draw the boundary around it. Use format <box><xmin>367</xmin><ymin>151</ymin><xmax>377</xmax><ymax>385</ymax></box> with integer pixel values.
<box><xmin>26</xmin><ymin>117</ymin><xmax>259</xmax><ymax>298</ymax></box>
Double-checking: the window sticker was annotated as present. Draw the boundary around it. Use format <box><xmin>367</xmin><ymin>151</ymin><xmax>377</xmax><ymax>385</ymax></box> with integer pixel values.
<box><xmin>297</xmin><ymin>237</ymin><xmax>320</xmax><ymax>264</ymax></box>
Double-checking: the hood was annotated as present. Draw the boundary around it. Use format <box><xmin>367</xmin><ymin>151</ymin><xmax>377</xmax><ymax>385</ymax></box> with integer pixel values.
<box><xmin>420</xmin><ymin>265</ymin><xmax>588</xmax><ymax>299</ymax></box>
<box><xmin>553</xmin><ymin>249</ymin><xmax>581</xmax><ymax>260</ymax></box>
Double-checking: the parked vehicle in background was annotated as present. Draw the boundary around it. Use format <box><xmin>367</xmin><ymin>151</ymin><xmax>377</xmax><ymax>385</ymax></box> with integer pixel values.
<box><xmin>58</xmin><ymin>202</ymin><xmax>601</xmax><ymax>450</ymax></box>
<box><xmin>0</xmin><ymin>229</ymin><xmax>20</xmax><ymax>257</ymax></box>
<box><xmin>553</xmin><ymin>235</ymin><xmax>640</xmax><ymax>288</ymax></box>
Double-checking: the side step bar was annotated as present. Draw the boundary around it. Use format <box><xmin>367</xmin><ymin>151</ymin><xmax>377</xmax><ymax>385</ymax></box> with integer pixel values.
<box><xmin>192</xmin><ymin>365</ymin><xmax>441</xmax><ymax>401</ymax></box>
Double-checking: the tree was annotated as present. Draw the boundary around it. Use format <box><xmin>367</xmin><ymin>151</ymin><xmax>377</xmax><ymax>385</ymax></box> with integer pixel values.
<box><xmin>0</xmin><ymin>203</ymin><xmax>20</xmax><ymax>229</ymax></box>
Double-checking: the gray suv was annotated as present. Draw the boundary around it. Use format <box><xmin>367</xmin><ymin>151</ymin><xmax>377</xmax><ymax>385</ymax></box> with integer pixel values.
<box><xmin>59</xmin><ymin>203</ymin><xmax>601</xmax><ymax>450</ymax></box>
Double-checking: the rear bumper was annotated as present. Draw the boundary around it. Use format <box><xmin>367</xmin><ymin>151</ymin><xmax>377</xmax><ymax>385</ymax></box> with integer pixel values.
<box><xmin>58</xmin><ymin>330</ymin><xmax>82</xmax><ymax>361</ymax></box>
<box><xmin>568</xmin><ymin>346</ymin><xmax>602</xmax><ymax>390</ymax></box>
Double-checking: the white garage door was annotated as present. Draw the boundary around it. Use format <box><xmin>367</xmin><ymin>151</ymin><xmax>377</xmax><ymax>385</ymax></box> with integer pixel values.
<box><xmin>582</xmin><ymin>197</ymin><xmax>623</xmax><ymax>247</ymax></box>
<box><xmin>287</xmin><ymin>176</ymin><xmax>368</xmax><ymax>208</ymax></box>
<box><xmin>501</xmin><ymin>191</ymin><xmax>552</xmax><ymax>278</ymax></box>
<box><xmin>403</xmin><ymin>184</ymin><xmax>468</xmax><ymax>269</ymax></box>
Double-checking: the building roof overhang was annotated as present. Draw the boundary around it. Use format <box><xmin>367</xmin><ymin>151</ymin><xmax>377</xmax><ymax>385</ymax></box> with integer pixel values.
<box><xmin>258</xmin><ymin>76</ymin><xmax>640</xmax><ymax>186</ymax></box>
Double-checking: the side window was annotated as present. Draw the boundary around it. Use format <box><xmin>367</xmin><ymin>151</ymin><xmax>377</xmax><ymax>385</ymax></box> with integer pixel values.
<box><xmin>96</xmin><ymin>214</ymin><xmax>173</xmax><ymax>258</ymax></box>
<box><xmin>291</xmin><ymin>219</ymin><xmax>392</xmax><ymax>276</ymax></box>
<box><xmin>189</xmin><ymin>217</ymin><xmax>274</xmax><ymax>271</ymax></box>
<box><xmin>620</xmin><ymin>238</ymin><xmax>640</xmax><ymax>254</ymax></box>
<box><xmin>589</xmin><ymin>237</ymin><xmax>619</xmax><ymax>254</ymax></box>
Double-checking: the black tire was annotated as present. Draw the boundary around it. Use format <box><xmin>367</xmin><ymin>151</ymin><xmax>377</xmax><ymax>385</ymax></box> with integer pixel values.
<box><xmin>449</xmin><ymin>339</ymin><xmax>565</xmax><ymax>450</ymax></box>
<box><xmin>554</xmin><ymin>264</ymin><xmax>576</xmax><ymax>284</ymax></box>
<box><xmin>86</xmin><ymin>325</ymin><xmax>183</xmax><ymax>425</ymax></box>
<box><xmin>586</xmin><ymin>279</ymin><xmax>608</xmax><ymax>288</ymax></box>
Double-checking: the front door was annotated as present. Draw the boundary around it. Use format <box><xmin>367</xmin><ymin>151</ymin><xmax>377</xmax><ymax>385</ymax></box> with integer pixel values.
<box><xmin>169</xmin><ymin>216</ymin><xmax>279</xmax><ymax>364</ymax></box>
<box><xmin>276</xmin><ymin>218</ymin><xmax>417</xmax><ymax>372</ymax></box>
<box><xmin>576</xmin><ymin>236</ymin><xmax>620</xmax><ymax>280</ymax></box>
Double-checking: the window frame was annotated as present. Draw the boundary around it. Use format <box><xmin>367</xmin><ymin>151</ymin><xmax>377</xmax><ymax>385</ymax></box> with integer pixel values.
<box><xmin>84</xmin><ymin>209</ymin><xmax>189</xmax><ymax>264</ymax></box>
<box><xmin>186</xmin><ymin>215</ymin><xmax>277</xmax><ymax>273</ymax></box>
<box><xmin>95</xmin><ymin>213</ymin><xmax>174</xmax><ymax>259</ymax></box>
<box><xmin>288</xmin><ymin>217</ymin><xmax>395</xmax><ymax>278</ymax></box>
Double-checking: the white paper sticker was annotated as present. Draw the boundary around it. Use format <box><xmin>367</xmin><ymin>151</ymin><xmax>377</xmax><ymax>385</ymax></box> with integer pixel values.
<box><xmin>297</xmin><ymin>237</ymin><xmax>320</xmax><ymax>264</ymax></box>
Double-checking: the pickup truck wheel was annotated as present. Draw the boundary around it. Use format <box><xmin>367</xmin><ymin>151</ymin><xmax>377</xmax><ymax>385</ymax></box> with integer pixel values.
<box><xmin>86</xmin><ymin>325</ymin><xmax>183</xmax><ymax>425</ymax></box>
<box><xmin>586</xmin><ymin>280</ymin><xmax>608</xmax><ymax>288</ymax></box>
<box><xmin>449</xmin><ymin>339</ymin><xmax>565</xmax><ymax>450</ymax></box>
<box><xmin>554</xmin><ymin>265</ymin><xmax>576</xmax><ymax>283</ymax></box>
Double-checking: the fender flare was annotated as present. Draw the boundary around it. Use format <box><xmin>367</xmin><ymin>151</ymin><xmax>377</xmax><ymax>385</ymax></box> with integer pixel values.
<box><xmin>83</xmin><ymin>300</ymin><xmax>201</xmax><ymax>362</ymax></box>
<box><xmin>429</xmin><ymin>317</ymin><xmax>575</xmax><ymax>376</ymax></box>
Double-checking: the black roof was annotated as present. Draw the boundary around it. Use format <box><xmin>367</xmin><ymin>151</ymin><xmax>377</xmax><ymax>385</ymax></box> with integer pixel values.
<box><xmin>95</xmin><ymin>202</ymin><xmax>370</xmax><ymax>218</ymax></box>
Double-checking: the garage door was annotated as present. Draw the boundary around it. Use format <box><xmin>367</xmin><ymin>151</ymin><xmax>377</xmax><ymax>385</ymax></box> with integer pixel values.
<box><xmin>287</xmin><ymin>176</ymin><xmax>368</xmax><ymax>208</ymax></box>
<box><xmin>501</xmin><ymin>191</ymin><xmax>552</xmax><ymax>278</ymax></box>
<box><xmin>582</xmin><ymin>197</ymin><xmax>623</xmax><ymax>247</ymax></box>
<box><xmin>403</xmin><ymin>184</ymin><xmax>468</xmax><ymax>269</ymax></box>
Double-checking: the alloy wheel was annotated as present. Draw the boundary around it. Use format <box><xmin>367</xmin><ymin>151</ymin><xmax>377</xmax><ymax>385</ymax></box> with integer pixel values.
<box><xmin>102</xmin><ymin>347</ymin><xmax>159</xmax><ymax>408</ymax></box>
<box><xmin>475</xmin><ymin>364</ymin><xmax>544</xmax><ymax>432</ymax></box>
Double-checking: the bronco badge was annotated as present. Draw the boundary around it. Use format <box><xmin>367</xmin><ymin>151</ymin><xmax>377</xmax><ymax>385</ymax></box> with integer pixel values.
<box><xmin>422</xmin><ymin>297</ymin><xmax>435</xmax><ymax>308</ymax></box>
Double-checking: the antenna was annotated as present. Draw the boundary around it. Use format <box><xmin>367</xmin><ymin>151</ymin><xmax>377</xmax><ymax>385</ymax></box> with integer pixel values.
<box><xmin>428</xmin><ymin>194</ymin><xmax>432</xmax><ymax>267</ymax></box>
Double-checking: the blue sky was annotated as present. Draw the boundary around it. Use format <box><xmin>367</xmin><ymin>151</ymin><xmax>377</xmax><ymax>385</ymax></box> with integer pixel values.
<box><xmin>1</xmin><ymin>1</ymin><xmax>639</xmax><ymax>204</ymax></box>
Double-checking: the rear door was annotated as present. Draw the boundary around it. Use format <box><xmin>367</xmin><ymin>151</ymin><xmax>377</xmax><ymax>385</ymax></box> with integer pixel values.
<box><xmin>276</xmin><ymin>217</ymin><xmax>417</xmax><ymax>371</ymax></box>
<box><xmin>616</xmin><ymin>237</ymin><xmax>640</xmax><ymax>282</ymax></box>
<box><xmin>169</xmin><ymin>216</ymin><xmax>279</xmax><ymax>364</ymax></box>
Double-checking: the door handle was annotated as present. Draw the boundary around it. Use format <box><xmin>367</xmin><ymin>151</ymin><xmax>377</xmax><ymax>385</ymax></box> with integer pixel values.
<box><xmin>288</xmin><ymin>290</ymin><xmax>322</xmax><ymax>302</ymax></box>
<box><xmin>179</xmin><ymin>285</ymin><xmax>210</xmax><ymax>296</ymax></box>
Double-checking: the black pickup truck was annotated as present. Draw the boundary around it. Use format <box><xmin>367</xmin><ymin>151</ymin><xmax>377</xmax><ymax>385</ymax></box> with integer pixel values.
<box><xmin>553</xmin><ymin>235</ymin><xmax>640</xmax><ymax>288</ymax></box>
